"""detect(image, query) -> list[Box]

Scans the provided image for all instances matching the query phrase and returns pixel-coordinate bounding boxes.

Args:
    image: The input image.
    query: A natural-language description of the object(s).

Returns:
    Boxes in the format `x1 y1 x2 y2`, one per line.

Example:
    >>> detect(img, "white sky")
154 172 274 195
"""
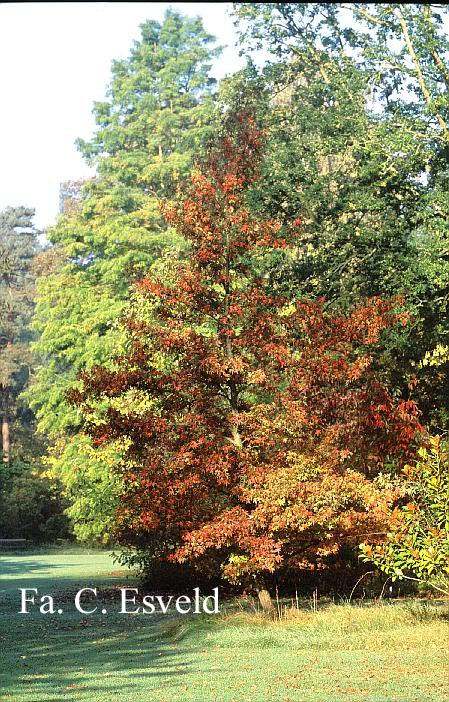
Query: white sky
0 2 245 230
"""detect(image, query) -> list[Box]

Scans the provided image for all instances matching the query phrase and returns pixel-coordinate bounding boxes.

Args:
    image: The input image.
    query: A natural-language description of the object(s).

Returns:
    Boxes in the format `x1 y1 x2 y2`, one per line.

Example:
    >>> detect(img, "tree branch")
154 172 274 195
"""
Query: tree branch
396 6 449 142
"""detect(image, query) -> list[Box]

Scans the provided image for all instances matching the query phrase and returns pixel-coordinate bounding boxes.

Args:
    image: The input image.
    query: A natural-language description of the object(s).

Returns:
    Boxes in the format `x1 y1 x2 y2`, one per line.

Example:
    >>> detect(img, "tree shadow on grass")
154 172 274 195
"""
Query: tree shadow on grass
0 610 197 702
0 551 214 701
0 558 74 576
0 555 133 601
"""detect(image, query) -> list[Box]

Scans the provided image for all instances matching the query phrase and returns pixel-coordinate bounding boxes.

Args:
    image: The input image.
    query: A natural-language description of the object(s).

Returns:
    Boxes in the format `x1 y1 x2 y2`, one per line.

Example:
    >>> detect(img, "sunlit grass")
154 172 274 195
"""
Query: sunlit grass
1 550 448 702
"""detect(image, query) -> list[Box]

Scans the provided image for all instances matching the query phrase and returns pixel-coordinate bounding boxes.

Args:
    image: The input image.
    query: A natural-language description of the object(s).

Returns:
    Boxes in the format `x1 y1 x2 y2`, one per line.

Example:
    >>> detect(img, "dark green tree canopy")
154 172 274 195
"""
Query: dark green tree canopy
230 3 449 428
0 206 39 387
0 206 39 465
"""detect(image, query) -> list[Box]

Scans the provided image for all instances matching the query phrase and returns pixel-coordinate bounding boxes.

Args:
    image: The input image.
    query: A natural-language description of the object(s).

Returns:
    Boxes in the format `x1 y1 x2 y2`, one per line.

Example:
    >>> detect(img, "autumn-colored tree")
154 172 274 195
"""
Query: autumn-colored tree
71 112 421 593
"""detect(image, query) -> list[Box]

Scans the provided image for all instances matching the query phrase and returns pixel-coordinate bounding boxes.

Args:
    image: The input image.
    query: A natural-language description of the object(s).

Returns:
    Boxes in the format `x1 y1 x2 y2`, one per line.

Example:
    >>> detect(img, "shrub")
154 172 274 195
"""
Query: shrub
361 435 449 595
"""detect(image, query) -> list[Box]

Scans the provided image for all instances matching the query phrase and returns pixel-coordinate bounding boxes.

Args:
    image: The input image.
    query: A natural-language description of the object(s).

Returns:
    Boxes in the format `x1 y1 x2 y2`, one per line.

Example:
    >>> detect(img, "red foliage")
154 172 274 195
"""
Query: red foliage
70 111 421 584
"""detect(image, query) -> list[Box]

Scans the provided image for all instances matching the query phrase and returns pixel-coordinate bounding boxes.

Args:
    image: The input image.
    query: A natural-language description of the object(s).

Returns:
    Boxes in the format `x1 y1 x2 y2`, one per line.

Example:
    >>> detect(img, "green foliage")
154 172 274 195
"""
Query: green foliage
77 9 221 188
45 434 122 544
361 436 449 592
30 10 220 434
0 415 70 544
0 207 38 382
0 468 70 543
27 9 221 541
16 4 449 578
234 3 449 132
231 3 449 430
0 206 39 457
231 6 423 304
0 206 38 375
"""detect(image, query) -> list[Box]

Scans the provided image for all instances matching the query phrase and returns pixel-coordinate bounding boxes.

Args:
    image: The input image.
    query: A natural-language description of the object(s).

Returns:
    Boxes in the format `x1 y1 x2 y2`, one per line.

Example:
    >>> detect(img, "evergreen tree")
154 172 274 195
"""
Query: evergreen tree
0 206 38 464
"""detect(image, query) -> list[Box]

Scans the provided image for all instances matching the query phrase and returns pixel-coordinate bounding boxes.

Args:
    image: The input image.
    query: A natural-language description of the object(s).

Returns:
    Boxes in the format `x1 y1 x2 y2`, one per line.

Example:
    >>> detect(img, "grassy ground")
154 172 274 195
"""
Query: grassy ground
1 550 448 702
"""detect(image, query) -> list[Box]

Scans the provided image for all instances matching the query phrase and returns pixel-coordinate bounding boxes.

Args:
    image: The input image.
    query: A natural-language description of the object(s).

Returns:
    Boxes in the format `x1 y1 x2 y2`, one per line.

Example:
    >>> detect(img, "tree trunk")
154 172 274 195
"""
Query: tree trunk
1 387 10 464
257 588 274 613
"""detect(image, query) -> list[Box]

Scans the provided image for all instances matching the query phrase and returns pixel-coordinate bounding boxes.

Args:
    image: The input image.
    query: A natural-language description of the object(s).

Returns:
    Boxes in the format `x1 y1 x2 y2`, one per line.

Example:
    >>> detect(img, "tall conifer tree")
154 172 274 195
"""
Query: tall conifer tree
0 206 38 464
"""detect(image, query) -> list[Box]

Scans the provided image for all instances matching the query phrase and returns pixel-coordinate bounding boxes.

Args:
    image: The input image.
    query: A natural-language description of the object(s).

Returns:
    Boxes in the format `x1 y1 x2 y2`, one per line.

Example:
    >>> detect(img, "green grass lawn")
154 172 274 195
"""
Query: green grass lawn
1 549 448 702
